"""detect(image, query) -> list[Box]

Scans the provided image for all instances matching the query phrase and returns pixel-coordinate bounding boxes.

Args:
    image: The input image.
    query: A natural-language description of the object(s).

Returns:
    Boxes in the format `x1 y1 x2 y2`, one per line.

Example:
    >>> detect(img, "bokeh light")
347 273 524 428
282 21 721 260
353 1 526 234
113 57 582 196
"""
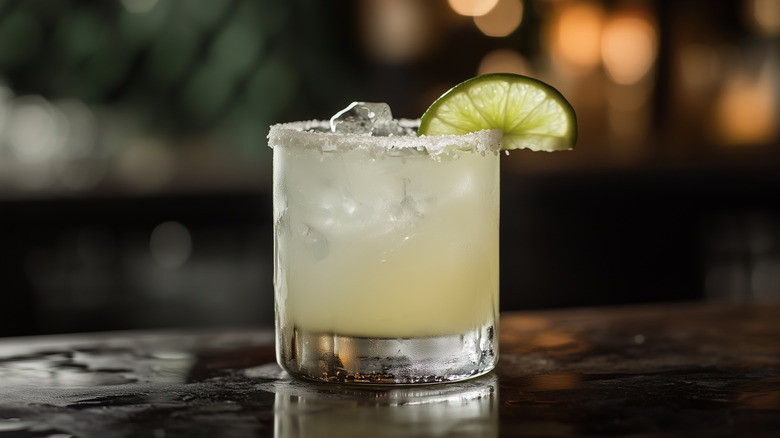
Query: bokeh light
5 96 66 164
473 0 523 37
448 0 499 17
749 0 780 36
150 221 192 269
549 1 606 72
478 49 531 75
601 11 658 84
359 0 437 63
712 69 777 146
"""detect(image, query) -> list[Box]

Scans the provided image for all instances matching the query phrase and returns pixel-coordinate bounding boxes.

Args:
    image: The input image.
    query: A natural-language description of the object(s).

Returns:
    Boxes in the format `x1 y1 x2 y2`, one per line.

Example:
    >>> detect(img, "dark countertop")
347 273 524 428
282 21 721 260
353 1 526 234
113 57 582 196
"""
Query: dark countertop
1 300 779 437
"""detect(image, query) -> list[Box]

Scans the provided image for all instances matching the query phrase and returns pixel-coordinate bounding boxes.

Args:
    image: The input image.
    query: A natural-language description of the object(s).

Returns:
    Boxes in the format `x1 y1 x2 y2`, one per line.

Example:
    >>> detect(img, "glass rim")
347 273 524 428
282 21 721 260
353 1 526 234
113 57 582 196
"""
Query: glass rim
268 119 502 156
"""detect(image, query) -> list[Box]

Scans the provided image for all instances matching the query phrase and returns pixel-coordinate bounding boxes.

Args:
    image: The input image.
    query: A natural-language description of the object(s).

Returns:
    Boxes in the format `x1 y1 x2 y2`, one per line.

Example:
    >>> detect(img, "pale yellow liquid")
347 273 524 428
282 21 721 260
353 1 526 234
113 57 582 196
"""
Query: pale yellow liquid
274 145 499 339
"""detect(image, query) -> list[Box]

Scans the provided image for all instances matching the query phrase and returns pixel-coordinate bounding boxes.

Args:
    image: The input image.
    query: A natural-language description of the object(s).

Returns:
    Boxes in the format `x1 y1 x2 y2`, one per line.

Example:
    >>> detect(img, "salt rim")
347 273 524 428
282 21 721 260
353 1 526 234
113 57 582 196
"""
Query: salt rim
268 119 502 157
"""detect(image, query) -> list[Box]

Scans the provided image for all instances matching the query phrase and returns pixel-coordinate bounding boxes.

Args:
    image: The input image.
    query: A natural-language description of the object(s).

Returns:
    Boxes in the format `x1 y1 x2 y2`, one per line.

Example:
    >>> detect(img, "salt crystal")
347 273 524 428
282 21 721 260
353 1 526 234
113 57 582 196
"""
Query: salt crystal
268 119 501 160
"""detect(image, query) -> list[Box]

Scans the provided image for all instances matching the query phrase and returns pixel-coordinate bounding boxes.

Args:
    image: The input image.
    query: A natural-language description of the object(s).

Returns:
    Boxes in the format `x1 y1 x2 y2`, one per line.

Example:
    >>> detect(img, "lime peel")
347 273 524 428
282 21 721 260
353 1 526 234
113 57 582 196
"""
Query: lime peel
418 73 577 152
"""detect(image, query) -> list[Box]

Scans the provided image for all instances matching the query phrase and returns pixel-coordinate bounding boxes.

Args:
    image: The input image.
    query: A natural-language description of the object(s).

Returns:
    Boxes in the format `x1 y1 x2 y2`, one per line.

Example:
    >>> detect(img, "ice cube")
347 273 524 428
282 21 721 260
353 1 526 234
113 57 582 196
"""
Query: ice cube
301 223 329 261
330 102 404 136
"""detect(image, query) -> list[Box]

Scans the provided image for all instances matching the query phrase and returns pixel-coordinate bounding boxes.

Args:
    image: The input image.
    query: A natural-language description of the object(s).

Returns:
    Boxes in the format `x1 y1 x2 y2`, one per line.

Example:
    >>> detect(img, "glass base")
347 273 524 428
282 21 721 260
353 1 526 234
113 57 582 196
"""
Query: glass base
277 324 497 384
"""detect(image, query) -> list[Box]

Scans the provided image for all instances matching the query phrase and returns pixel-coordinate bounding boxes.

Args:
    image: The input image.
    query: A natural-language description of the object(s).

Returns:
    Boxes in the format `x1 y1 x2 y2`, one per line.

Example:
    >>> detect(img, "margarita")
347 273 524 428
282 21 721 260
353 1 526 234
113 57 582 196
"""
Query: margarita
270 74 577 384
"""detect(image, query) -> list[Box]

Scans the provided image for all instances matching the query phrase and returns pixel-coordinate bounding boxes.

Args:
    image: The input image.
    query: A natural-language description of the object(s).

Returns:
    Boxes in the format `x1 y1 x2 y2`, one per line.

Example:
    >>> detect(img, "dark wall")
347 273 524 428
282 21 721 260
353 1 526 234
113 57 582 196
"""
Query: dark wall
4 166 779 337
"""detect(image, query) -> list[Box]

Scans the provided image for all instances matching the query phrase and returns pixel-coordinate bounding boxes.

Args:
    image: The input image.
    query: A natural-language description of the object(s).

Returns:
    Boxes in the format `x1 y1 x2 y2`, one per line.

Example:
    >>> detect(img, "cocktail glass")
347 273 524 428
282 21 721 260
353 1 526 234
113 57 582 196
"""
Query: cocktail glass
269 118 501 384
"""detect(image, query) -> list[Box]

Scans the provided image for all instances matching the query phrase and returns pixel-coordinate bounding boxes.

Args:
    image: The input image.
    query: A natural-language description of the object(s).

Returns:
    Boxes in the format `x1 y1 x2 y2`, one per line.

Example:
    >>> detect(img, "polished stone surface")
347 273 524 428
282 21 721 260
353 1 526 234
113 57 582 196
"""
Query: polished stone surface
1 301 779 437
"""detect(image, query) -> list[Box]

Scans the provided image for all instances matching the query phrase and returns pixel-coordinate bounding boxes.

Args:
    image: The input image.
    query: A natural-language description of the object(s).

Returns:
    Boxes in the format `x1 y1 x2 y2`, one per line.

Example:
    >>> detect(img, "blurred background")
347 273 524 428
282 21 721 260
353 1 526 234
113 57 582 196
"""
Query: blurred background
1 0 779 336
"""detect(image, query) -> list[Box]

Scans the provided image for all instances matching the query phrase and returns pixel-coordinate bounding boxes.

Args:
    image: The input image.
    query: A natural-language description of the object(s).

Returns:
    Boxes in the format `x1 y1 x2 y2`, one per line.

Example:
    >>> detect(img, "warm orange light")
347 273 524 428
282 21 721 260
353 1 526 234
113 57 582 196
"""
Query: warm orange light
474 0 523 37
503 315 550 331
477 49 530 75
448 0 498 17
713 71 777 146
550 1 605 71
749 0 780 36
601 12 658 84
527 373 583 391
533 331 576 348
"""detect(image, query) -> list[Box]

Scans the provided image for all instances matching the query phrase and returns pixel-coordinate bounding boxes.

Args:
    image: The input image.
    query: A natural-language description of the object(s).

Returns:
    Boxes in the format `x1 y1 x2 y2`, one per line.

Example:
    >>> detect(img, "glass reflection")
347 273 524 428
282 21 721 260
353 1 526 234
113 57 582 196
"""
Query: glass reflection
272 374 498 438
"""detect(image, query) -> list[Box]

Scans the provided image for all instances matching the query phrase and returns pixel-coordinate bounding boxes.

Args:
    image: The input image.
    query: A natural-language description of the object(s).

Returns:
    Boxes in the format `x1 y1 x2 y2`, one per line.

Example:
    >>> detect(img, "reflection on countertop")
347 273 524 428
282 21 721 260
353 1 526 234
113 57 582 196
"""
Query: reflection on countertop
1 301 779 437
